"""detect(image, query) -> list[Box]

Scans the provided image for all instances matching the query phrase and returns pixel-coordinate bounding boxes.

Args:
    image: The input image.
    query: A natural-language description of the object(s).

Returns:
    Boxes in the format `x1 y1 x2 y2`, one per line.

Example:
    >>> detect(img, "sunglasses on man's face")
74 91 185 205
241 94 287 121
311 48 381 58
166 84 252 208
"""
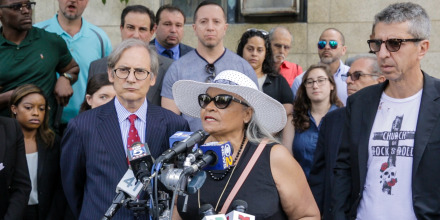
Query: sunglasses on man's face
198 94 249 109
317 40 338 50
0 2 35 11
367 38 423 53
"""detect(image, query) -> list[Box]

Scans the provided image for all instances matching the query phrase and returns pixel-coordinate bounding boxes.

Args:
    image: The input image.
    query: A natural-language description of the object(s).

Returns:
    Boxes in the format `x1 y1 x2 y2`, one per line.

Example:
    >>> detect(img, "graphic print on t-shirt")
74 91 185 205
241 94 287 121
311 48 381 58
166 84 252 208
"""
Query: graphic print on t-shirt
371 114 415 195
357 92 421 220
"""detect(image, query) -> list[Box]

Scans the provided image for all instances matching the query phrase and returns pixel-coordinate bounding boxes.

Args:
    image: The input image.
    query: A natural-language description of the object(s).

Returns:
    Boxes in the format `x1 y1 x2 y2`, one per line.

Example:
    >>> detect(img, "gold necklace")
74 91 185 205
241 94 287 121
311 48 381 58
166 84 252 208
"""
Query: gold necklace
198 162 239 212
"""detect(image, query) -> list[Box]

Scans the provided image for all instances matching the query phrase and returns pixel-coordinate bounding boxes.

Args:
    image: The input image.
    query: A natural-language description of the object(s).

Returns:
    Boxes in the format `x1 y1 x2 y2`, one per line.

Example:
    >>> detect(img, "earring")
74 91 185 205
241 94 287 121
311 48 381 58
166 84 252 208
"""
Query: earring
13 112 16 115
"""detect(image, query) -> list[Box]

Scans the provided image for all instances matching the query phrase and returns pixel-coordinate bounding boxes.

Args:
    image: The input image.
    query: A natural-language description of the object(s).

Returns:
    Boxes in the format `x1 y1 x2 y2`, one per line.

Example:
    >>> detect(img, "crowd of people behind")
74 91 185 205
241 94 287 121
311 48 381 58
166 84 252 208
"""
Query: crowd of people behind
1 0 440 219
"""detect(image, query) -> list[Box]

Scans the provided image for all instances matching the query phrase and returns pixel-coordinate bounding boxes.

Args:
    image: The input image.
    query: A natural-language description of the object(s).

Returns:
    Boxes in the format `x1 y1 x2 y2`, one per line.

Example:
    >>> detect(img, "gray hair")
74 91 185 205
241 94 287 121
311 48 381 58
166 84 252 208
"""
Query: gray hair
349 54 382 79
373 2 430 39
246 112 279 145
269 26 293 43
107 39 159 79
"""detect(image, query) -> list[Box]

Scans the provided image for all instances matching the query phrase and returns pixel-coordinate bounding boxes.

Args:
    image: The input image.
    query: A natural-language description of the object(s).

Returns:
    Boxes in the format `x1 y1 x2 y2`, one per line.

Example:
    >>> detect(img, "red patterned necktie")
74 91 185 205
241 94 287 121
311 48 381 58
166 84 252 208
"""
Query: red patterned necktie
127 114 140 149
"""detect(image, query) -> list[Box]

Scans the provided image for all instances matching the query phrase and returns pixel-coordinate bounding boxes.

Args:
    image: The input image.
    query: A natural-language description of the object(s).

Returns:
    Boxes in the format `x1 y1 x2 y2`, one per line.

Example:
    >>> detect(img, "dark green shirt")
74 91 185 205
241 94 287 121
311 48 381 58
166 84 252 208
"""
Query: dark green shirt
0 27 73 124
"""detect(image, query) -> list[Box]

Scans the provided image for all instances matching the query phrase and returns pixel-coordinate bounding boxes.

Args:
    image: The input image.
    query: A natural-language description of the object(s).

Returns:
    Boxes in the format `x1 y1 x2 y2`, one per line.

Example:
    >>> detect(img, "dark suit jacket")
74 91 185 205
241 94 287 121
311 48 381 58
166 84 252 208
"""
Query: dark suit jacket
35 136 71 219
60 100 189 220
149 39 194 58
87 55 173 106
179 43 194 57
332 72 440 220
0 117 31 220
309 107 345 220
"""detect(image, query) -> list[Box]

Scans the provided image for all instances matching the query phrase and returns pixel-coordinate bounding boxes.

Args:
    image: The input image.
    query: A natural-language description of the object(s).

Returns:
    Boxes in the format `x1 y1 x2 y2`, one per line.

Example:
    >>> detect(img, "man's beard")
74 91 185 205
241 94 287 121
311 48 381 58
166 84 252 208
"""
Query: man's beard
320 56 338 65
62 11 80 20
274 53 285 65
201 40 220 49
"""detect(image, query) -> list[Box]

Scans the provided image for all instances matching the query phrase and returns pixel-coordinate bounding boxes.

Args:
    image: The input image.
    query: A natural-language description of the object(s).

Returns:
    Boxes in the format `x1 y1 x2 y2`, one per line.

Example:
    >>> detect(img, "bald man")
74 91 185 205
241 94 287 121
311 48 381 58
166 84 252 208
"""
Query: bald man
292 28 349 105
269 26 303 87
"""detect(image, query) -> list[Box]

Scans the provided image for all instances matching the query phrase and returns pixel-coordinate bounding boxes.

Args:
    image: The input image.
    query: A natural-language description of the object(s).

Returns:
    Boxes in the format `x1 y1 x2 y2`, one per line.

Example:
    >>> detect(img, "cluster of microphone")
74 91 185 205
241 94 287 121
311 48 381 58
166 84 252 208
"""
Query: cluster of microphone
199 200 255 220
102 130 250 220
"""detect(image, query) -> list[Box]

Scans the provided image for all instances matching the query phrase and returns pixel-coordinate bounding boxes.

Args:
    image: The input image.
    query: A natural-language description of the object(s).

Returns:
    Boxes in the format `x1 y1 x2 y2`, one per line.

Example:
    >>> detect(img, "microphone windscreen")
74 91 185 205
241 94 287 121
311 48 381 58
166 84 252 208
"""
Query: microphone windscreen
231 199 248 212
199 203 216 217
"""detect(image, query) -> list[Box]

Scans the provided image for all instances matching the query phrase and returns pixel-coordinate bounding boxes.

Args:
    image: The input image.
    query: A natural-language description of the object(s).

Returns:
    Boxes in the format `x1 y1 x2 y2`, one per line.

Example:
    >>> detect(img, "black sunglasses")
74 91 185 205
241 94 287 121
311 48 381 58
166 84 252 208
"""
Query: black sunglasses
318 40 338 49
0 2 35 11
198 94 249 109
205 64 216 82
341 71 379 81
367 38 422 53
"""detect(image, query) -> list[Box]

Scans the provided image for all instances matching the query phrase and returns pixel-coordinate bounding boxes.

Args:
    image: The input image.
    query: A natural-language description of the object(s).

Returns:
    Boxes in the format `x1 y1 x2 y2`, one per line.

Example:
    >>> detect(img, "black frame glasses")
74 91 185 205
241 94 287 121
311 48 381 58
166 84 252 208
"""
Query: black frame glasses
198 94 249 109
113 67 151 80
305 77 329 88
205 64 216 82
246 28 269 36
318 40 338 50
0 2 35 11
341 71 380 81
367 38 423 53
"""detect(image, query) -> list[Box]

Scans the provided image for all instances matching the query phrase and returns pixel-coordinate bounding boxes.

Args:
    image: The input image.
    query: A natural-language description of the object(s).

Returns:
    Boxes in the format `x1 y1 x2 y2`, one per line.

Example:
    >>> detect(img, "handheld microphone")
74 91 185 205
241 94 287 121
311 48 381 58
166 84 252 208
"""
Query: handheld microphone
102 169 143 219
199 204 227 220
225 200 255 220
127 142 154 184
101 191 126 220
157 130 205 162
199 141 234 170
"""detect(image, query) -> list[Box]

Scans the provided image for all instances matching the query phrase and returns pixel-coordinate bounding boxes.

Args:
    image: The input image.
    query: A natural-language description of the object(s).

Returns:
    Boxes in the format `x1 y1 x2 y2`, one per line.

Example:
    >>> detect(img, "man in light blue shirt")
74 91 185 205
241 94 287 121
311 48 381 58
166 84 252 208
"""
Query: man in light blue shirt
35 0 112 129
292 28 349 105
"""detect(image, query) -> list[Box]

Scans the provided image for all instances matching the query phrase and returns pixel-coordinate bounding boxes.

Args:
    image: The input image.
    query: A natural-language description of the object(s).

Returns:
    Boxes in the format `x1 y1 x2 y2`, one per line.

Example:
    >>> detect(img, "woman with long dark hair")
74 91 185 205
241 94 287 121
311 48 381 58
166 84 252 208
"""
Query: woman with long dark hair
292 64 343 177
237 28 294 151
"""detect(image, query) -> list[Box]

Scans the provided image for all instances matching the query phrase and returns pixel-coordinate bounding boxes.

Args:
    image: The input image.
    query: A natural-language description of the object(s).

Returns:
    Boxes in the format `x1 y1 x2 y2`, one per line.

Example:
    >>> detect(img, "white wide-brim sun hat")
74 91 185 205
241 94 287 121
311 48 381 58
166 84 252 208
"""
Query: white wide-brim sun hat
172 70 287 134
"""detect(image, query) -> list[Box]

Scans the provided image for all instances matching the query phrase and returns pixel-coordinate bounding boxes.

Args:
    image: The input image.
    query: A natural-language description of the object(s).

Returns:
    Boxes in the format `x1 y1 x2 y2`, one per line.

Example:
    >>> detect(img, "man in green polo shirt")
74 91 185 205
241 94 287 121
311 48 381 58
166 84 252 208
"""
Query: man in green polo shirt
0 1 79 129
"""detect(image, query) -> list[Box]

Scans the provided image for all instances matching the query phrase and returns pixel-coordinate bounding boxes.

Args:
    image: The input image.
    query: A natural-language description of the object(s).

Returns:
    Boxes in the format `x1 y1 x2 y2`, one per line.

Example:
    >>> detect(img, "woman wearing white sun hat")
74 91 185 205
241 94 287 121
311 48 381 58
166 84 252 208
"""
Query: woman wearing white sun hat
172 70 319 220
